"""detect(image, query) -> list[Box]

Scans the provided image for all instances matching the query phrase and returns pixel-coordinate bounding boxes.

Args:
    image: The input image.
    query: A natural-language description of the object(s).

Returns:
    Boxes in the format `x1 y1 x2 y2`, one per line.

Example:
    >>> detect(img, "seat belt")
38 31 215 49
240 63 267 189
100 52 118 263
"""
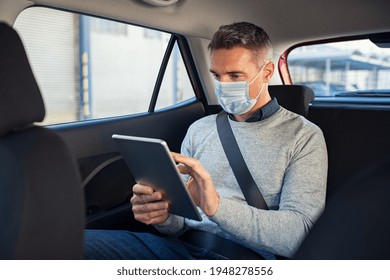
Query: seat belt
216 110 269 210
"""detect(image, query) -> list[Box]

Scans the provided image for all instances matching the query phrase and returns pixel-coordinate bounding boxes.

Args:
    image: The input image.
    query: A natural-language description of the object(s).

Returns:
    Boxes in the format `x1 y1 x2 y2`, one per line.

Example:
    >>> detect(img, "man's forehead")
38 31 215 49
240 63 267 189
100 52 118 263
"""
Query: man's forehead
210 47 253 60
209 47 257 73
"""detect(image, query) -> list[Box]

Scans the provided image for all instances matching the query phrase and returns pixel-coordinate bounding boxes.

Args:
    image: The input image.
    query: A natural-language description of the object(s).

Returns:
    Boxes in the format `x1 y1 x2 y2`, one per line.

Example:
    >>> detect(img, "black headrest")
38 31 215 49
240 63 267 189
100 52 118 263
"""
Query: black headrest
0 22 45 137
269 85 315 116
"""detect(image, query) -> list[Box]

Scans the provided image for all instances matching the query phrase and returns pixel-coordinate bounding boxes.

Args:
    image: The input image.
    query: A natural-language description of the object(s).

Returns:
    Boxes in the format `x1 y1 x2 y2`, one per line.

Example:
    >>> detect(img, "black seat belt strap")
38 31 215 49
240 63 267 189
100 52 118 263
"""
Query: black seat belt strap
216 110 269 210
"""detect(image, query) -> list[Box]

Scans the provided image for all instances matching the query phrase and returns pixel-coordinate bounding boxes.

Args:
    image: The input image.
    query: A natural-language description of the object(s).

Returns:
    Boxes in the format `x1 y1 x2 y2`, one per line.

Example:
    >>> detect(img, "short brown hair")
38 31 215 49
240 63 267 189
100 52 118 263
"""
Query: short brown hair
208 22 273 66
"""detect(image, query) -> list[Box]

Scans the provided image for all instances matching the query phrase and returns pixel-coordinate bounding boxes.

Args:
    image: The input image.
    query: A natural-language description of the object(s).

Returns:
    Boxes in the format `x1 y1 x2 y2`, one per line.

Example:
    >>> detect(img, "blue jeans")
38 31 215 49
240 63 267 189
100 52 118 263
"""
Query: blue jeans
84 229 228 260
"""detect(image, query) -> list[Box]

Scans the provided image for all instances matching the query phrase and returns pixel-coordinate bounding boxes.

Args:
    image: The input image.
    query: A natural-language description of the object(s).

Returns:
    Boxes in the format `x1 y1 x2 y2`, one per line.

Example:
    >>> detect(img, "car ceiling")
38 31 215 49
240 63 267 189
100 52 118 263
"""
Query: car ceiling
1 0 390 102
3 0 390 46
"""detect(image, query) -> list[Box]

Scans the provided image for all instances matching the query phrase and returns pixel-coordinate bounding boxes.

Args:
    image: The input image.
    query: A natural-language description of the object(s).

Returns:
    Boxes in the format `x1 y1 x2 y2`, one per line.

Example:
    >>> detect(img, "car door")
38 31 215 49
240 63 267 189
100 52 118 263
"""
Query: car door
14 7 208 233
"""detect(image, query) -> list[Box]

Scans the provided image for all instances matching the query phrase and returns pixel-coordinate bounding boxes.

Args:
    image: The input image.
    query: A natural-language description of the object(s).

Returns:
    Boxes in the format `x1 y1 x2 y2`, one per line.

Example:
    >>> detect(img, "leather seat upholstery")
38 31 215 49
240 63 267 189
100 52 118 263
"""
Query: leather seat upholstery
0 22 84 259
269 85 315 117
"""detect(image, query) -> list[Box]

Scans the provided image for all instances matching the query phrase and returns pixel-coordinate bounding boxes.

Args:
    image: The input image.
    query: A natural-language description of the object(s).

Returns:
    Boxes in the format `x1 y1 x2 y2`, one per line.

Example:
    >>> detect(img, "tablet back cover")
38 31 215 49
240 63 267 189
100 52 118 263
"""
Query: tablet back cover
112 134 202 221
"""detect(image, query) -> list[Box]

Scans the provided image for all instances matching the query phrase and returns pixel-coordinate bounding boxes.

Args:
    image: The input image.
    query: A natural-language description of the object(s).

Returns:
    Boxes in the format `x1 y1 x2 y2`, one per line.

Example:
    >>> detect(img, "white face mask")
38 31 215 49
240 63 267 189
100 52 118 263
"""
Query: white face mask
215 67 265 115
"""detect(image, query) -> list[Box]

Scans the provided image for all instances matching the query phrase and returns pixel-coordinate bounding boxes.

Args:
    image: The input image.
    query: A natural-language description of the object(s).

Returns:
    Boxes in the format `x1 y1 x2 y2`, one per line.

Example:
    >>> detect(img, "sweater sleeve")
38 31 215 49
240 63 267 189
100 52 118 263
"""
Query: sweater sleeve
153 214 185 235
210 127 328 258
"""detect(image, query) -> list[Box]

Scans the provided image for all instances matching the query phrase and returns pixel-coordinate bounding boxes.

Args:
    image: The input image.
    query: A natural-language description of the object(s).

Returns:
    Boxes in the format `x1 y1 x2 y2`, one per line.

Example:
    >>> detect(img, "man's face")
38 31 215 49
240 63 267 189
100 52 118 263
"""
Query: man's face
209 47 264 100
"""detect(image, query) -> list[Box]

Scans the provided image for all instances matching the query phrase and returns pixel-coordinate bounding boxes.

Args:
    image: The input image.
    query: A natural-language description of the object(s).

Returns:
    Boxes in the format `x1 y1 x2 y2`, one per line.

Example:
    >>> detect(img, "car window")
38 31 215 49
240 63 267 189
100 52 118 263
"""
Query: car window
287 39 390 98
14 7 195 125
156 43 195 110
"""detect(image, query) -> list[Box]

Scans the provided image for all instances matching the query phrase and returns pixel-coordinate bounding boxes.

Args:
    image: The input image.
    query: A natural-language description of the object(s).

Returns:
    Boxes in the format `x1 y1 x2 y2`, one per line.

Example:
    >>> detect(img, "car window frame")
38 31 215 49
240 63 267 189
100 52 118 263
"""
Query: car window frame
149 34 207 113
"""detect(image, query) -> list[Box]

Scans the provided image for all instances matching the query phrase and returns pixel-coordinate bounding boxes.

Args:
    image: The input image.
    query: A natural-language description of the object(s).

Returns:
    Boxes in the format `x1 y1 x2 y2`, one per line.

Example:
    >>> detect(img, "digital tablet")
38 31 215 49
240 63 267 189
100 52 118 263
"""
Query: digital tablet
112 134 202 221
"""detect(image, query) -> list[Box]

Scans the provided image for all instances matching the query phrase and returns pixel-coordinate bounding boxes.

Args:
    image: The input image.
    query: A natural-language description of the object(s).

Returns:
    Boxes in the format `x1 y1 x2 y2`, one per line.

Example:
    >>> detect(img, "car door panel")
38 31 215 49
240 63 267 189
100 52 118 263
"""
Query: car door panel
51 99 206 231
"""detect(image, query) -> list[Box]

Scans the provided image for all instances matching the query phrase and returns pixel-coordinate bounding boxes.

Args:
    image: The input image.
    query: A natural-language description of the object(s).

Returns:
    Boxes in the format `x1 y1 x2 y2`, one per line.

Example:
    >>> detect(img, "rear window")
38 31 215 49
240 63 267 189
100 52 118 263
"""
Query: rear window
287 39 390 98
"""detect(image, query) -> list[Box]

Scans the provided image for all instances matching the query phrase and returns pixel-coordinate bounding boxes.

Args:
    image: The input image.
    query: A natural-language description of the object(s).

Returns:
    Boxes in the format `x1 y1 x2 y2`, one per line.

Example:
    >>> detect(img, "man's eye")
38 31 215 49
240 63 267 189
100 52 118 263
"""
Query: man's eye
229 73 244 80
212 73 220 80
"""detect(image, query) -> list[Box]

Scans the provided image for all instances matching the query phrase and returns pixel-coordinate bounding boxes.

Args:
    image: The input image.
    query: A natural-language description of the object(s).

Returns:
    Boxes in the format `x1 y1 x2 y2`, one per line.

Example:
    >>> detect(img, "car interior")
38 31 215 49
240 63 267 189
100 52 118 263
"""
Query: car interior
1 0 390 260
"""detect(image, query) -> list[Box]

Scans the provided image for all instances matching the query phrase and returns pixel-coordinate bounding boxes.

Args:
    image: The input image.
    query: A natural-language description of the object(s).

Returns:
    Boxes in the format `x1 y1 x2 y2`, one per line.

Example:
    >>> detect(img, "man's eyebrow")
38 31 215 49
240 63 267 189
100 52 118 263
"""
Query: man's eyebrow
209 69 245 75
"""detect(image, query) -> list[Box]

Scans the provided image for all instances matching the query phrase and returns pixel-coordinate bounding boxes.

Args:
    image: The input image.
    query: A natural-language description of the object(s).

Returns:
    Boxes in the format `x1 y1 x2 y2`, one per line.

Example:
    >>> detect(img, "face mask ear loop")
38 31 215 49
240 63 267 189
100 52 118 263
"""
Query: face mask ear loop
248 63 268 86
248 69 262 86
254 83 265 101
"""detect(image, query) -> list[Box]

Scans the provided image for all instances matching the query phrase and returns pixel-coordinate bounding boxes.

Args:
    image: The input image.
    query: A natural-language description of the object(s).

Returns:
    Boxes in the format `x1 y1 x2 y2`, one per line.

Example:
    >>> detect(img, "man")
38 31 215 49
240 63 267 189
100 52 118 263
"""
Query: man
84 22 328 260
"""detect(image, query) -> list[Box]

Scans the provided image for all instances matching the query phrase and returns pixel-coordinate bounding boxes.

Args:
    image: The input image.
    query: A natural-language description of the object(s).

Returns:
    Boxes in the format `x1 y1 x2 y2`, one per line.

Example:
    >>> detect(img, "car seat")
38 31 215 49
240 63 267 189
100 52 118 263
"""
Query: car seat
294 160 390 259
0 22 84 259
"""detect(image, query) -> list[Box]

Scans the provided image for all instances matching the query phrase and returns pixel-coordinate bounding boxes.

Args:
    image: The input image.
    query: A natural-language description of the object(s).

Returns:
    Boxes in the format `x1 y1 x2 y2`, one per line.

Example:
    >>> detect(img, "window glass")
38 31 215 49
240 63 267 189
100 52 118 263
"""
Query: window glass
288 39 390 97
14 7 195 125
156 43 196 110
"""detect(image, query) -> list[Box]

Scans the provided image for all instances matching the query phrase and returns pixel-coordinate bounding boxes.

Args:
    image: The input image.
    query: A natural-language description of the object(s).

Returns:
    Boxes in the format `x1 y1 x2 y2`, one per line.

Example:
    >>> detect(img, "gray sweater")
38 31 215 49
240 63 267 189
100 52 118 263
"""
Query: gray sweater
155 107 328 258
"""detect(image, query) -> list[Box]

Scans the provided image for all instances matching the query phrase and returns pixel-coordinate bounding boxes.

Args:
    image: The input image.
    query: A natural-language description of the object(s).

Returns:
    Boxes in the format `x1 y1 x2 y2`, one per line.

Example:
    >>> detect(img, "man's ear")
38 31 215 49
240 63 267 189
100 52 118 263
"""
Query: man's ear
263 62 274 83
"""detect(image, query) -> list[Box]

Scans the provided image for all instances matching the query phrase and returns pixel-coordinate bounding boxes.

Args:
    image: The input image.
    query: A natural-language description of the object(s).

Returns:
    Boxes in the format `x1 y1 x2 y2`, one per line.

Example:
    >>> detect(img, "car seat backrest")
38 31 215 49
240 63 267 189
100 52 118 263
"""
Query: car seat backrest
308 105 390 200
0 22 84 260
294 160 390 259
